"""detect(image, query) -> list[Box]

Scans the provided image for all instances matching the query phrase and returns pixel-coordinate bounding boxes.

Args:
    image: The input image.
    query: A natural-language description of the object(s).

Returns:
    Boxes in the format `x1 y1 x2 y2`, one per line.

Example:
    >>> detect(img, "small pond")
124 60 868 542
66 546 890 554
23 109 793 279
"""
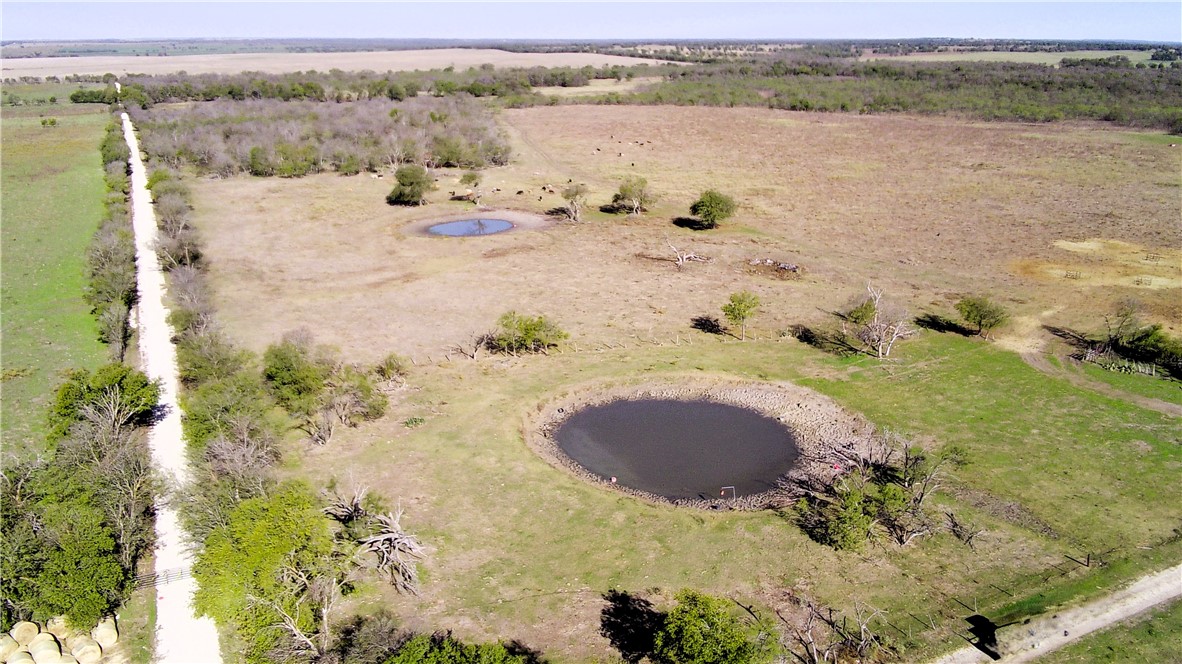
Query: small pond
552 399 799 500
427 219 514 237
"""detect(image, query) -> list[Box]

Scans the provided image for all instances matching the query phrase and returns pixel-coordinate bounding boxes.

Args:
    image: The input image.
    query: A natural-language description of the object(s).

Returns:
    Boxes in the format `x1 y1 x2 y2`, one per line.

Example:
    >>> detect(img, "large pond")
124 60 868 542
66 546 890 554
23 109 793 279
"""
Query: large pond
552 399 800 500
427 219 514 236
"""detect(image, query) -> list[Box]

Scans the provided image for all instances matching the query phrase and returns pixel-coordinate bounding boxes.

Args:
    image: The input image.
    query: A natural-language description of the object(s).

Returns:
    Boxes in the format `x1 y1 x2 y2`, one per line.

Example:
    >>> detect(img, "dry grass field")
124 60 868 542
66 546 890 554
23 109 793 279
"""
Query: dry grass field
192 107 1181 363
1 48 663 79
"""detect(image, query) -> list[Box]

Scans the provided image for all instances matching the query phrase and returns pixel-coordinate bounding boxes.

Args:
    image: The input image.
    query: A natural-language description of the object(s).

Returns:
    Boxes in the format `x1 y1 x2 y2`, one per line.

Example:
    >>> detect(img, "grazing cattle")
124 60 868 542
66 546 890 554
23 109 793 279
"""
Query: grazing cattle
538 196 543 201
516 190 524 195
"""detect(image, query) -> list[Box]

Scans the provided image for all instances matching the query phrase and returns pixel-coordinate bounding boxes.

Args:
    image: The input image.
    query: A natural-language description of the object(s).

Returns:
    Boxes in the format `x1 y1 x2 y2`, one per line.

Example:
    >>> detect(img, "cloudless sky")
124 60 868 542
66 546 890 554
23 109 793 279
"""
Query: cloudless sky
2 2 1180 43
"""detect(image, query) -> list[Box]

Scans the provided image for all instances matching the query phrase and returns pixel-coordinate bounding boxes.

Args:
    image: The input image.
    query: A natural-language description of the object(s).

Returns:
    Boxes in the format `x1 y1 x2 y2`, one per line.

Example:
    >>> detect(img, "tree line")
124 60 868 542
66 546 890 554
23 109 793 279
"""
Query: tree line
2 118 156 631
127 96 511 177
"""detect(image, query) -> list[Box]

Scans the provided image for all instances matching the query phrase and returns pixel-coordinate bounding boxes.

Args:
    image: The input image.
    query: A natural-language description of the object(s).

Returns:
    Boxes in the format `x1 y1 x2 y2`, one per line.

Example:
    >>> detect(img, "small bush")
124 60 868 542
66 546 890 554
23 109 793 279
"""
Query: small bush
485 312 568 355
688 190 737 229
386 165 432 206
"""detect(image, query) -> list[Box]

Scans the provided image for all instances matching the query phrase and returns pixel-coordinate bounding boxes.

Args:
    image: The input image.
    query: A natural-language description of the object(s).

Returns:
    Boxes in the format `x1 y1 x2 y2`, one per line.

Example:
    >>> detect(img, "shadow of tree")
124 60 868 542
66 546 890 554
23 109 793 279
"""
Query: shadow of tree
600 589 666 663
964 614 1014 660
915 313 973 336
691 315 726 335
505 639 548 663
672 216 713 231
789 324 862 356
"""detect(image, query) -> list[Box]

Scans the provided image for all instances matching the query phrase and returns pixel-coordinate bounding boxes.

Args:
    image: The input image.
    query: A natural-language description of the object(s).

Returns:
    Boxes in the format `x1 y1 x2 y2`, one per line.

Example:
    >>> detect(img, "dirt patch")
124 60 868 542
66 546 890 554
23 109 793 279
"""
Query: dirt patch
1012 237 1182 291
524 377 876 510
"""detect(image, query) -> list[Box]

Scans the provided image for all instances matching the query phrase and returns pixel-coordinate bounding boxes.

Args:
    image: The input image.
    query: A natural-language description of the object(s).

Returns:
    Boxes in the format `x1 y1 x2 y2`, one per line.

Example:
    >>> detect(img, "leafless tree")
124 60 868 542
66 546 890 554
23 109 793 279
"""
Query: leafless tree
95 435 159 569
358 508 425 595
847 283 917 359
665 237 712 270
779 600 889 663
946 511 984 551
324 486 368 525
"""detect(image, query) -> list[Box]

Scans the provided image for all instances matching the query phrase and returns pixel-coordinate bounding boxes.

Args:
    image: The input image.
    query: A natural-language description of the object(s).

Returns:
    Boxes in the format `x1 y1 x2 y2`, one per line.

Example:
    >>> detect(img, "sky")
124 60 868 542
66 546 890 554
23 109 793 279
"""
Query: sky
2 2 1180 43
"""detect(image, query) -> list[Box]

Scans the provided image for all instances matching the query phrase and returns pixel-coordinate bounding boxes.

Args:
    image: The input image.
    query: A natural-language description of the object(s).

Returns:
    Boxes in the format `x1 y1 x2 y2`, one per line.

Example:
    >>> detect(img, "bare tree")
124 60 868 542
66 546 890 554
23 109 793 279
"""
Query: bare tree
358 508 425 595
946 511 984 551
848 283 917 359
665 237 712 270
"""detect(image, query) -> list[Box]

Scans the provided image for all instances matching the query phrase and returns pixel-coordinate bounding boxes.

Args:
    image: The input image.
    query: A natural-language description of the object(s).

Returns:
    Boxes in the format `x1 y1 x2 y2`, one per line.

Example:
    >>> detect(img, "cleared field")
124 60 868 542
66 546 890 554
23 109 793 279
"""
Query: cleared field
1 48 665 78
534 76 662 98
192 107 1181 362
184 106 1182 659
0 105 109 456
861 49 1155 65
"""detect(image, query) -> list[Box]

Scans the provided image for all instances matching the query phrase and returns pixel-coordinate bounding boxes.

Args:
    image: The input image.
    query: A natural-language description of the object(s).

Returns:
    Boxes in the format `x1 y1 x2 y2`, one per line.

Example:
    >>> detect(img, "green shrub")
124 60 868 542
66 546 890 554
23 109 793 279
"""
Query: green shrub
955 295 1009 337
382 633 529 664
386 165 432 206
653 589 760 664
689 190 737 228
262 340 329 416
48 364 160 442
486 312 568 355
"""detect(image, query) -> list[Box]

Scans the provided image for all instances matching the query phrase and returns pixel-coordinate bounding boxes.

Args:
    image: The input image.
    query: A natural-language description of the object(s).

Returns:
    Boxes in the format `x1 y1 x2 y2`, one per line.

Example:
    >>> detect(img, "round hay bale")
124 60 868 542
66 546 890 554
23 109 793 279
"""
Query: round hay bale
5 650 34 664
0 635 17 660
7 624 38 647
89 619 117 650
67 637 100 664
43 618 69 640
58 656 80 664
26 634 59 664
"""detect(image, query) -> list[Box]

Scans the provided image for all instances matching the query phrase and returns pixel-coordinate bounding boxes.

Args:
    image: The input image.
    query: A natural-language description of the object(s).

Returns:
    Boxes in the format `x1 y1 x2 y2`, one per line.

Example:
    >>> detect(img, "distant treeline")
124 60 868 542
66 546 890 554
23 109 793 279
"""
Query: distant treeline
578 59 1182 132
128 96 511 176
67 63 674 106
61 51 1182 133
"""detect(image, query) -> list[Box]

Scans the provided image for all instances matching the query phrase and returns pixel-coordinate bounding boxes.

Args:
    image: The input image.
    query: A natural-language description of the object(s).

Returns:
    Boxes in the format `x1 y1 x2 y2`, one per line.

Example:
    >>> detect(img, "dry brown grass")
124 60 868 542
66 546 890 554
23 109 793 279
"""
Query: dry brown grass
533 76 662 98
1 48 661 78
191 107 1181 364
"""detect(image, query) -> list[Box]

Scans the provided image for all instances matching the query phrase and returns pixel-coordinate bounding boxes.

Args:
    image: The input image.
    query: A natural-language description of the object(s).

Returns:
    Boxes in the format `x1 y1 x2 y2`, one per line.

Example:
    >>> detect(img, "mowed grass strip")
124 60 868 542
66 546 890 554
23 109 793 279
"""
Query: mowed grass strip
1 106 109 455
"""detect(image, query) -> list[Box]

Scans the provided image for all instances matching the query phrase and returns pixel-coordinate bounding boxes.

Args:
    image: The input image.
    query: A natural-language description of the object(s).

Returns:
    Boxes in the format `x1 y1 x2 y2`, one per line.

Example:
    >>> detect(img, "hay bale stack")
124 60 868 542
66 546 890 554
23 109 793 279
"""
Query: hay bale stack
43 618 69 641
7 624 38 647
26 634 59 664
0 635 17 660
89 619 116 650
58 656 80 664
66 636 100 664
5 650 34 664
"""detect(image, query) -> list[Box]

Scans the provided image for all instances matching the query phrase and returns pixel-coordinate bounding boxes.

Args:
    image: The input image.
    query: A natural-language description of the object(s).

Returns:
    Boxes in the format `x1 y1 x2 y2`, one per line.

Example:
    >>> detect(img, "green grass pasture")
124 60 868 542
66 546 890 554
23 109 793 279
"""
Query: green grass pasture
304 333 1181 658
1 106 109 456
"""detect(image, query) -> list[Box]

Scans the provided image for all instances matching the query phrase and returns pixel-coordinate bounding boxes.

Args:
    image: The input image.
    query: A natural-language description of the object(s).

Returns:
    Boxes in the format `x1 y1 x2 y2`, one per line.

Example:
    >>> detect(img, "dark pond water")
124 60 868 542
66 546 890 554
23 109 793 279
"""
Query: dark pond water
553 399 799 500
427 219 514 236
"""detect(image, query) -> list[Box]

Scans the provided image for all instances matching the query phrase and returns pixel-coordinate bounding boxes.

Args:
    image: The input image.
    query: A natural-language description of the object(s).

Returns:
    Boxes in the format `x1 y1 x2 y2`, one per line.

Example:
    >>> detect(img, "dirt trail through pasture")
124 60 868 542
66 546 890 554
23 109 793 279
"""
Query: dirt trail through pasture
930 563 1182 663
997 308 1179 418
122 113 223 663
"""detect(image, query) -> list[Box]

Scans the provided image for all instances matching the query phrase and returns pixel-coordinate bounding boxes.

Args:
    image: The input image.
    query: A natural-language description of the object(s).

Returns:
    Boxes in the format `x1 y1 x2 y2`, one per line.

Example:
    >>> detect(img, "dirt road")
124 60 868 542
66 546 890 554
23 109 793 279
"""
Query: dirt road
930 563 1182 663
122 112 223 664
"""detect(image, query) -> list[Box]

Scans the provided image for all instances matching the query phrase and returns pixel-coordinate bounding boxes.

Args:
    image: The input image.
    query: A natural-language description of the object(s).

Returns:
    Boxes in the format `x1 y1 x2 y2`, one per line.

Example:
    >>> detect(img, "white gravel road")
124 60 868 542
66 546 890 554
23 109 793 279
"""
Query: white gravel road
122 113 223 664
930 562 1182 663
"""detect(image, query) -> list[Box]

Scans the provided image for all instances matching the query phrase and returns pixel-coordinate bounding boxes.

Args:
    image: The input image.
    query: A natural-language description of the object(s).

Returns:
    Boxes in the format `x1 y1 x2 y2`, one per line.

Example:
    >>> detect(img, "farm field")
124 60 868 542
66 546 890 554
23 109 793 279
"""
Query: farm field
0 104 109 456
184 105 1182 659
0 48 665 79
860 49 1156 65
